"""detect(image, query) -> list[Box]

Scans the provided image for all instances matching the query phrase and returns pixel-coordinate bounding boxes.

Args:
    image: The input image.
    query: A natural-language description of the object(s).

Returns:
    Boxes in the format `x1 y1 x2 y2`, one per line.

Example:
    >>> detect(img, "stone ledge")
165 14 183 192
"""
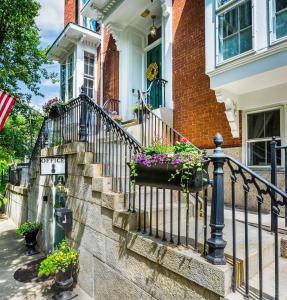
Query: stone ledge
77 152 94 165
126 232 232 297
101 192 125 211
83 164 102 178
92 177 112 193
113 211 137 232
40 142 86 157
7 184 28 196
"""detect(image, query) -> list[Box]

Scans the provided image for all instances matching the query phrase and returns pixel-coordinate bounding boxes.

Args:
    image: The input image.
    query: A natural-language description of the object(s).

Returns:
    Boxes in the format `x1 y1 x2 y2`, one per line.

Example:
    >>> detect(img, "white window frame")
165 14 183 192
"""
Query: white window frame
269 0 287 44
83 51 95 100
245 106 284 168
215 0 254 65
59 49 75 102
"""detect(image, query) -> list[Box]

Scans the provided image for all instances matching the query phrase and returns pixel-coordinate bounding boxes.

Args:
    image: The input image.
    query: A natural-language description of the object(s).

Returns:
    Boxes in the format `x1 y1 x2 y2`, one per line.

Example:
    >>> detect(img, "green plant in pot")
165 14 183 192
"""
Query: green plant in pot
38 240 78 292
132 103 152 124
16 222 41 256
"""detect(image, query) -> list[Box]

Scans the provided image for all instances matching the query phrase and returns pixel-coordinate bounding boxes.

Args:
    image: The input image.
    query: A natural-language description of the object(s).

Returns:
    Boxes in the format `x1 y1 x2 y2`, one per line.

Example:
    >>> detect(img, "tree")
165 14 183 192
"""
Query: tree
0 0 57 101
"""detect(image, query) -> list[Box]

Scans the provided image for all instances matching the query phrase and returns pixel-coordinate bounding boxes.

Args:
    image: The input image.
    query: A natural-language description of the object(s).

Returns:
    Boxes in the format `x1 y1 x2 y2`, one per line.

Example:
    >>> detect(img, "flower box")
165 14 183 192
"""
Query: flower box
128 162 209 193
49 105 65 118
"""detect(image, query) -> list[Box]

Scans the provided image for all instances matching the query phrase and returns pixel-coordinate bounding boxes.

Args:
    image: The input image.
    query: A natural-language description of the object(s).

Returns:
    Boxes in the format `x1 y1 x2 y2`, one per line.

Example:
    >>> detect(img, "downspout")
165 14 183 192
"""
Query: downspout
75 0 79 24
100 25 104 106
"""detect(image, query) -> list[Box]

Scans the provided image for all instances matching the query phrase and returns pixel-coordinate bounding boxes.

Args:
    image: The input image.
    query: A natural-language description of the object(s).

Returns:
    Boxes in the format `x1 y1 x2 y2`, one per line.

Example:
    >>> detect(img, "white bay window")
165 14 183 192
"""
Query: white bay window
217 0 253 63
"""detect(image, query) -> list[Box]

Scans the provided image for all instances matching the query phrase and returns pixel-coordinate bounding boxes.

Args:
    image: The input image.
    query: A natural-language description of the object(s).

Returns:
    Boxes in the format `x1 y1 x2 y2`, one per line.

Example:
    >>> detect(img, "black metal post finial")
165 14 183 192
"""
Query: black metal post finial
80 85 86 96
207 133 227 265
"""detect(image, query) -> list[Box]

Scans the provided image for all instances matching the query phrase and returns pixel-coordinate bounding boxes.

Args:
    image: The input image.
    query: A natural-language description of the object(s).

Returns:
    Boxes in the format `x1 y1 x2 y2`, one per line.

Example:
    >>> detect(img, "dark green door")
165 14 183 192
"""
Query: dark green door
147 44 162 108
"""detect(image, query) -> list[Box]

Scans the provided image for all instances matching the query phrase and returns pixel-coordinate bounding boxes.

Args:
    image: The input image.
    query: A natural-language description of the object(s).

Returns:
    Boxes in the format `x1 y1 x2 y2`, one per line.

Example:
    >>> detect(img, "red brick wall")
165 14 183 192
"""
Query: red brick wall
102 28 119 101
172 0 241 149
64 0 76 26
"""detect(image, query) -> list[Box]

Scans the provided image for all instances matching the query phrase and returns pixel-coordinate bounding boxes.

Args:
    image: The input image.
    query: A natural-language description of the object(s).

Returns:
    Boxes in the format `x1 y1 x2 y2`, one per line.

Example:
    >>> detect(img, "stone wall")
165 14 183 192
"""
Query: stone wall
6 184 28 227
8 143 232 300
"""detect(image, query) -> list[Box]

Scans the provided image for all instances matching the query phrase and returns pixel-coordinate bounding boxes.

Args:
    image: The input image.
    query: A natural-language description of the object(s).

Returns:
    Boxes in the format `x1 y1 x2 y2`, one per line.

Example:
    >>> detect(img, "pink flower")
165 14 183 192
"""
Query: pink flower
180 137 188 144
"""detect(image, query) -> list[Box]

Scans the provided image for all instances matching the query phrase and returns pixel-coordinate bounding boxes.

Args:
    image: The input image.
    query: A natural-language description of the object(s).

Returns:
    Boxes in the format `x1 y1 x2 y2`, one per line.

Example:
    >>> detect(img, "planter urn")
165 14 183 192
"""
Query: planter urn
24 229 39 256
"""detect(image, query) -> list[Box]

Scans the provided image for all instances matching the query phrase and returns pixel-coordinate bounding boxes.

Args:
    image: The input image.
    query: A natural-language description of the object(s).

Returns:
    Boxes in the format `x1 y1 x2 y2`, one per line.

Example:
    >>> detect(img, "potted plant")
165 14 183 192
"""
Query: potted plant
38 240 78 291
110 110 123 124
42 98 65 118
132 103 152 124
129 137 208 194
16 221 41 256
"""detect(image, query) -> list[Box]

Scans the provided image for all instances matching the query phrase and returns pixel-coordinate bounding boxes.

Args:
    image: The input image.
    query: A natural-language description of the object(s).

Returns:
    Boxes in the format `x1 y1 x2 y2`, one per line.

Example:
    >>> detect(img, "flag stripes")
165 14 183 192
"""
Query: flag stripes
0 90 16 131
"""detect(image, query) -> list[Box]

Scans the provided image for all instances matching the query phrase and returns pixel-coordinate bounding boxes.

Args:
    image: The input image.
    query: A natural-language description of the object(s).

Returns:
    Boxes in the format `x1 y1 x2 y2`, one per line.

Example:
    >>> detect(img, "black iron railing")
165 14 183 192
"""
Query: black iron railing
103 98 120 115
33 91 287 299
271 136 287 229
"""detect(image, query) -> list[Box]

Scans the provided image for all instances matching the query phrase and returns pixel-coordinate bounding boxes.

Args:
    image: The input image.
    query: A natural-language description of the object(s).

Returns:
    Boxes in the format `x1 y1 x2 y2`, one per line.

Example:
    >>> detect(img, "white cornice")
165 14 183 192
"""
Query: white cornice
105 23 123 51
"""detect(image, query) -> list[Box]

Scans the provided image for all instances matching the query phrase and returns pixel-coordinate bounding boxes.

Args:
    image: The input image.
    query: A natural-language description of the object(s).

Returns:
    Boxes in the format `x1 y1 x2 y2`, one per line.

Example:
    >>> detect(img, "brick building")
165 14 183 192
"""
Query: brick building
48 0 287 167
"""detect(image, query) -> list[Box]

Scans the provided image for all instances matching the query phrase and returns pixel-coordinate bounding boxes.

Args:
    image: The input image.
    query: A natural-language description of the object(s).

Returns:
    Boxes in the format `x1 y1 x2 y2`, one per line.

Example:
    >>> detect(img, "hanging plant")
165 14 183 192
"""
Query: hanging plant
129 137 208 194
146 62 158 81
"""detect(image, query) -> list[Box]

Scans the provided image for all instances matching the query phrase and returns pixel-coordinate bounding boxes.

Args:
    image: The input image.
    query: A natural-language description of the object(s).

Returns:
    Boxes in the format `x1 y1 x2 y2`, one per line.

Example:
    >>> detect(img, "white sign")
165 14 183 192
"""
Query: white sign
40 156 66 175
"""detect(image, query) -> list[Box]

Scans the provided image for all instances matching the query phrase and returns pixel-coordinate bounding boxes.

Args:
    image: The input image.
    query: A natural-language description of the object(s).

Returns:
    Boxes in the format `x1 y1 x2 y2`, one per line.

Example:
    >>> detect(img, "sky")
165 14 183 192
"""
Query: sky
30 0 64 108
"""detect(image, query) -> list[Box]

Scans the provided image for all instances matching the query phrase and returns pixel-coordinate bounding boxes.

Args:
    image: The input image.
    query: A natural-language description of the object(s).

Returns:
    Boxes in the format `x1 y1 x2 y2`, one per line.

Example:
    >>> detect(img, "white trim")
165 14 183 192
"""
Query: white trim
144 38 162 53
215 0 254 65
269 0 287 44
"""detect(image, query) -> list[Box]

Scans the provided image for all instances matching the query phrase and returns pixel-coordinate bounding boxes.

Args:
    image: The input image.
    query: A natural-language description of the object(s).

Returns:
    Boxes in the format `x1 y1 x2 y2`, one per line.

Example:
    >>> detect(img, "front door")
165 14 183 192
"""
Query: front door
146 44 162 108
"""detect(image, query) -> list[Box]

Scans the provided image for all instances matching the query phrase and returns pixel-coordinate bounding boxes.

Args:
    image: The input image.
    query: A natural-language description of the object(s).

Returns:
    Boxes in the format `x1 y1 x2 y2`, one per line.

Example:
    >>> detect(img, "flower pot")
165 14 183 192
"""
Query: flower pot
55 264 74 291
49 105 65 118
24 229 39 256
129 163 209 193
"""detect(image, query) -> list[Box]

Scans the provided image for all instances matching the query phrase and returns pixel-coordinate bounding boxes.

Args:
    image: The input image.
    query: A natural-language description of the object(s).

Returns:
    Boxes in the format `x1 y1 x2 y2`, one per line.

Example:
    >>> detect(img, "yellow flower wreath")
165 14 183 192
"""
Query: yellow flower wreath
146 62 158 81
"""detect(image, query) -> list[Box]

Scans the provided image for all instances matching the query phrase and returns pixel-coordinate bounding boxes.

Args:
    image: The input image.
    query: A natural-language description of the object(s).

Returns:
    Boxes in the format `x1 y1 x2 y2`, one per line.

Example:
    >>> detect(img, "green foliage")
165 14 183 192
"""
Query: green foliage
16 221 41 236
38 240 78 277
0 0 57 101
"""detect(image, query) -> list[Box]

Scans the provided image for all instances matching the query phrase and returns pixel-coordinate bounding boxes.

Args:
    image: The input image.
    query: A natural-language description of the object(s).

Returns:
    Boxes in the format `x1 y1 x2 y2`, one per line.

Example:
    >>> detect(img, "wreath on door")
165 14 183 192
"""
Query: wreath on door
146 62 158 81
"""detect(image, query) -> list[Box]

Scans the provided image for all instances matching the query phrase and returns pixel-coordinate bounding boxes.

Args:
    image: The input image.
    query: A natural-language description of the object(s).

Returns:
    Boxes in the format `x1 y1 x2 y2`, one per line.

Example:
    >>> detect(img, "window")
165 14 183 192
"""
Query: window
83 52 95 99
89 20 98 32
67 54 74 100
246 108 281 166
83 16 87 28
217 0 253 62
60 64 66 101
271 0 287 41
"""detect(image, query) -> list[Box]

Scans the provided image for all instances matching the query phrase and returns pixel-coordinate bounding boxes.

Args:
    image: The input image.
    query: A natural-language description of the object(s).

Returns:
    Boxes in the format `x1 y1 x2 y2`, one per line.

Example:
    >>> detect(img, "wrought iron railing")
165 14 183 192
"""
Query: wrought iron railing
271 136 287 228
33 91 287 299
29 119 46 178
103 98 120 115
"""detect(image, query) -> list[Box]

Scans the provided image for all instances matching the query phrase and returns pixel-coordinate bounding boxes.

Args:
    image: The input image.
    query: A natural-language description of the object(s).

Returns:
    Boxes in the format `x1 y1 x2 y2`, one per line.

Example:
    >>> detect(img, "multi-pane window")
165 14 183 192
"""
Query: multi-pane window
217 0 253 62
67 54 74 100
247 109 281 166
83 52 95 99
60 64 66 101
272 0 287 40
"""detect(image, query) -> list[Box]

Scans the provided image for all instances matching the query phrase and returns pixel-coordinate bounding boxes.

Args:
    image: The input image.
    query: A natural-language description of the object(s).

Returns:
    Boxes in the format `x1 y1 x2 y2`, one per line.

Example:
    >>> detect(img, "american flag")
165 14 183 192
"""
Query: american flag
0 90 16 131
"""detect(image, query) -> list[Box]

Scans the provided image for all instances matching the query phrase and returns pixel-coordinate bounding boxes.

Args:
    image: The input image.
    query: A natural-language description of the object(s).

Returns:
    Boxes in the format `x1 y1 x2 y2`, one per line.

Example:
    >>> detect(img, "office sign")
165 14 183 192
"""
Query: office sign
40 156 67 175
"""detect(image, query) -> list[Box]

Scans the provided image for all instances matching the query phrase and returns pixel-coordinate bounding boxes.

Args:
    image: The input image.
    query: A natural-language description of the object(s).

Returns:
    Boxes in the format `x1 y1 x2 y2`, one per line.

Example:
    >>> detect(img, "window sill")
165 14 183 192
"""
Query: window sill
270 35 287 48
216 49 255 68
